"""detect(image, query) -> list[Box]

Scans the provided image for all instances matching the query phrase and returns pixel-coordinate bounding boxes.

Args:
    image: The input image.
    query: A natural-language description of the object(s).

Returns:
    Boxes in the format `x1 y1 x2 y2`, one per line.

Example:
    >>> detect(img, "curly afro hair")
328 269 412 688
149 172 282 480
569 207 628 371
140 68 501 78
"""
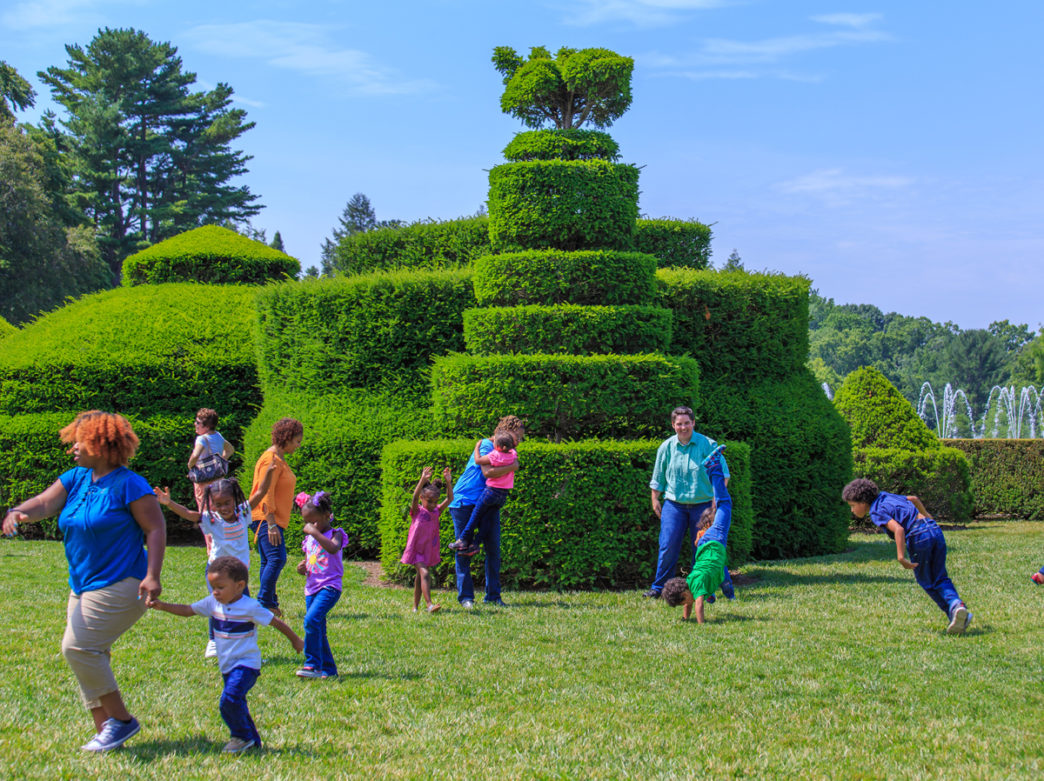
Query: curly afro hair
208 555 249 584
271 417 304 448
60 410 139 466
494 415 526 440
661 577 690 607
842 478 879 505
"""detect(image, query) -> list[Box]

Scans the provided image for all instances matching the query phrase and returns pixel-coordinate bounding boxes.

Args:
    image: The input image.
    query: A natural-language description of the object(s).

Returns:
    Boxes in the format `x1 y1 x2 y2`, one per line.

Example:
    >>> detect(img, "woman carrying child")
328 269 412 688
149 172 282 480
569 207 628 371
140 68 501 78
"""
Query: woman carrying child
402 467 453 613
295 491 345 679
449 434 515 557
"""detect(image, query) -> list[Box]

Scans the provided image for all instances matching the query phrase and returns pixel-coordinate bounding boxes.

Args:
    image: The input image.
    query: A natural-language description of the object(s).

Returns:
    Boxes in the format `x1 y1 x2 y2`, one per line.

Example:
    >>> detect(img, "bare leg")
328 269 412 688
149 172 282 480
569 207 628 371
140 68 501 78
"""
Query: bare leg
413 567 422 610
418 566 432 607
90 690 132 731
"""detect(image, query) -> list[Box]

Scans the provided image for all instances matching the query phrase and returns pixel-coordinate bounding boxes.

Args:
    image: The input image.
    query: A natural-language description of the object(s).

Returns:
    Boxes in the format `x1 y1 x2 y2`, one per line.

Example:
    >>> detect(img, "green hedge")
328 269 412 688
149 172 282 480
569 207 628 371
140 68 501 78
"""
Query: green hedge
379 439 752 589
488 160 639 252
254 268 476 395
463 305 672 356
472 250 657 307
430 353 699 441
851 447 974 522
657 268 810 383
0 316 15 341
833 367 939 451
331 217 491 276
701 371 853 559
238 389 429 557
122 226 300 286
0 284 261 422
636 218 712 269
943 439 1044 519
502 129 620 162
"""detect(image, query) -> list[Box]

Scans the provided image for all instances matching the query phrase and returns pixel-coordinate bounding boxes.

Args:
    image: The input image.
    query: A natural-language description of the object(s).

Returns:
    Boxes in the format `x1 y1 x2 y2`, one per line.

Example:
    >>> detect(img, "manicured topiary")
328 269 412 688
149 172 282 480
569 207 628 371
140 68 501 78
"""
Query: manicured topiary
331 217 492 276
943 439 1044 520
833 367 940 451
635 218 712 269
502 129 620 162
379 439 752 589
463 304 672 355
852 446 974 522
122 225 299 285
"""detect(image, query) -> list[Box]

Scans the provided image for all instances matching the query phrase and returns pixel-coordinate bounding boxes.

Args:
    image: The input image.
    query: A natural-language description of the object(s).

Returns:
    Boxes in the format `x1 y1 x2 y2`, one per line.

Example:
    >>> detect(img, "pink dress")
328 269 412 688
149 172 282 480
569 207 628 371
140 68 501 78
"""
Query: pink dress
401 506 442 566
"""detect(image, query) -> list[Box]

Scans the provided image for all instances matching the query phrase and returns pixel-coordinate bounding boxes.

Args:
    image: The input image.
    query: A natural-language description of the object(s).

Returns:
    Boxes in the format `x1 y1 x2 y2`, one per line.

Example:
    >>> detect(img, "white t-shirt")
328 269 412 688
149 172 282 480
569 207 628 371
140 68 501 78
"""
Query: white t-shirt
195 432 226 458
199 501 251 567
191 594 273 673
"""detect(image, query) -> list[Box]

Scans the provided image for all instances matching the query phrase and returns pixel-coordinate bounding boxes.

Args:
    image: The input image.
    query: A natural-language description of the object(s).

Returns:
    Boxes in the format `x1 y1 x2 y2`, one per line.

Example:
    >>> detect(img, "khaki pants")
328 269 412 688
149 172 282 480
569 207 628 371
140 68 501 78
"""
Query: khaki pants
61 577 146 709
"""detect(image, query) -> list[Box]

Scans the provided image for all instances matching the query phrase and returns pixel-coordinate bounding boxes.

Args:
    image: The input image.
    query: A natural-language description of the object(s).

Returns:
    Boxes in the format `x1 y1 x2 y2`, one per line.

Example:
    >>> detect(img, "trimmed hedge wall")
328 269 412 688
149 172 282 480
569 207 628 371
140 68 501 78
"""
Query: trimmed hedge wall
502 129 620 162
0 284 261 423
379 439 752 589
657 268 810 384
472 250 657 307
431 353 699 441
254 268 476 395
0 316 15 341
833 367 939 451
122 226 300 286
463 304 672 356
852 446 974 522
488 160 640 252
636 218 712 269
943 439 1044 519
701 370 853 559
331 217 492 277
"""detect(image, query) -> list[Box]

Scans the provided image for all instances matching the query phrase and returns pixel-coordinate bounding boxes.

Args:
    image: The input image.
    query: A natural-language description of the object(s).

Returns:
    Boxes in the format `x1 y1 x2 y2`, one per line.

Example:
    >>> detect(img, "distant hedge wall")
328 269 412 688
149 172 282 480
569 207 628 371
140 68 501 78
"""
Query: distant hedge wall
473 250 657 307
636 219 712 269
657 268 810 383
0 284 261 423
852 446 974 522
833 367 939 451
122 225 299 286
254 268 476 395
0 316 15 341
943 439 1044 519
331 217 492 277
502 129 620 162
379 439 752 589
463 305 672 356
431 353 699 442
488 161 640 252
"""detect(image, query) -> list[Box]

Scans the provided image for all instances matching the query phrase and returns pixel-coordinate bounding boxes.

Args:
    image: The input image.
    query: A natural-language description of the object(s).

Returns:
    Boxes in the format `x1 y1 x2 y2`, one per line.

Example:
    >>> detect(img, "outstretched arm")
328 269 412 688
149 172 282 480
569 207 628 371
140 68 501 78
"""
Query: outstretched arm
438 467 454 512
147 599 195 617
154 486 201 523
270 616 304 653
2 479 68 536
411 467 433 514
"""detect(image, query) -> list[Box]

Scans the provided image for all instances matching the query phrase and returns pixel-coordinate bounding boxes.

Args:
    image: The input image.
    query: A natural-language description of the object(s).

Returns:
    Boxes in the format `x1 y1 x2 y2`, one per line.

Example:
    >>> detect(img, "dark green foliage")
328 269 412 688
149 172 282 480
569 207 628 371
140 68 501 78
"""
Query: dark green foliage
833 367 939 451
943 439 1044 519
472 250 657 307
0 60 35 119
463 305 672 355
852 447 974 522
635 218 712 269
0 316 17 341
122 226 299 285
430 353 699 442
331 217 491 276
502 129 620 161
657 268 810 383
238 390 428 556
488 161 639 252
254 268 476 395
0 284 260 424
701 371 853 559
379 439 751 589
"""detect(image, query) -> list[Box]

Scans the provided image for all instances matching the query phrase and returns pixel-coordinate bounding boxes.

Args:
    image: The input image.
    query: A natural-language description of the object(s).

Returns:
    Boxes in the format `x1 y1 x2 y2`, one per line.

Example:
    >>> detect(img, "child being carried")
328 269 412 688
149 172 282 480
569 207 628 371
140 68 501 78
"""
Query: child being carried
449 433 517 557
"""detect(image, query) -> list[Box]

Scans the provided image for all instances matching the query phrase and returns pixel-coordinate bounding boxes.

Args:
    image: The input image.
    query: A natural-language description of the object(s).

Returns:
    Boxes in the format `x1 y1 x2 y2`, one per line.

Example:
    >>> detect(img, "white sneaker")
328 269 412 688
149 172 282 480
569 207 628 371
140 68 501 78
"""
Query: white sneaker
223 737 256 754
205 640 217 658
947 604 969 635
461 600 474 610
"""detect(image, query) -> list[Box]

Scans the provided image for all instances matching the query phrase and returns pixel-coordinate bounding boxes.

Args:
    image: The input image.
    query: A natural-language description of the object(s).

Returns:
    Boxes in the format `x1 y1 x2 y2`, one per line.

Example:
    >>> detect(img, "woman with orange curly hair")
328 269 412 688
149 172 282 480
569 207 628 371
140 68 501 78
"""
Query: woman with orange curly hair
2 411 165 753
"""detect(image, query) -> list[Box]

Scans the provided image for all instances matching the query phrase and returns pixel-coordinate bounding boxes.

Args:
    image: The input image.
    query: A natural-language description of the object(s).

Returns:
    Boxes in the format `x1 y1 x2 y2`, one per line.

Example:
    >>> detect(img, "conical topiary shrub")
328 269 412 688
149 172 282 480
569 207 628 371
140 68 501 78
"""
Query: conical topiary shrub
833 366 940 451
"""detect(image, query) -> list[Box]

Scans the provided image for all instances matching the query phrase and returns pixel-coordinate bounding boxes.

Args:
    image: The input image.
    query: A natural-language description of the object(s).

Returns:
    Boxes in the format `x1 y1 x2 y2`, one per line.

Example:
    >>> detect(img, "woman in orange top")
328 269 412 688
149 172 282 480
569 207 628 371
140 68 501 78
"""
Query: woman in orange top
250 417 303 617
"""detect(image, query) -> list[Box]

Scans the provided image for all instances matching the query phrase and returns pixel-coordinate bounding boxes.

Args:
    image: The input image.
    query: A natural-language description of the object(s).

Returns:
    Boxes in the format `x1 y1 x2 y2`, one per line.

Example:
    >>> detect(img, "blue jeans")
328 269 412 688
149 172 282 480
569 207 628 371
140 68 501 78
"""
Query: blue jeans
220 665 261 746
906 521 962 616
253 521 286 610
460 487 510 545
651 499 711 592
304 587 341 675
696 465 733 591
450 505 501 603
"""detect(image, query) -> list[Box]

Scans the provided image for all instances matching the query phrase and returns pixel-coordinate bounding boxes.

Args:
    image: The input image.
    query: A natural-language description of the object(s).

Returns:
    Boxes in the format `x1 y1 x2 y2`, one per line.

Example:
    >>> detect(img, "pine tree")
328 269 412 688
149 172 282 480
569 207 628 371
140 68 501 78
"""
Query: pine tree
270 231 285 252
319 193 378 274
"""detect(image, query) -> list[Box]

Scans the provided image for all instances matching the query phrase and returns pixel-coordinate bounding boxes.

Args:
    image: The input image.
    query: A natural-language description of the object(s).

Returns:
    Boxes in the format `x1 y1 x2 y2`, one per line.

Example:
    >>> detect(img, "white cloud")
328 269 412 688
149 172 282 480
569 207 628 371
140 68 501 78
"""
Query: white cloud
563 0 731 27
811 13 884 28
777 168 914 206
699 28 891 64
184 21 437 96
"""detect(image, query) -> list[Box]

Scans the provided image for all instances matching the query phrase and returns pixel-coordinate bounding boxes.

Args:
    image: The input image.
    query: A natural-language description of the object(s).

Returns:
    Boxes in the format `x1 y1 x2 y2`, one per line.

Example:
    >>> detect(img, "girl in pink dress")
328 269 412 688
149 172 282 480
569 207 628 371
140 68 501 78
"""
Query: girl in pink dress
401 466 452 614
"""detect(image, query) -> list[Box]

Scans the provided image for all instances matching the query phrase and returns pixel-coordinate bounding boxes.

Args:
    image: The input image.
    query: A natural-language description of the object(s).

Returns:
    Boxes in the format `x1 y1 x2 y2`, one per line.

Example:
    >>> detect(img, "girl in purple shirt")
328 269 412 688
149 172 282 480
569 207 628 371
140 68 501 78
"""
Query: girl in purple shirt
294 491 345 678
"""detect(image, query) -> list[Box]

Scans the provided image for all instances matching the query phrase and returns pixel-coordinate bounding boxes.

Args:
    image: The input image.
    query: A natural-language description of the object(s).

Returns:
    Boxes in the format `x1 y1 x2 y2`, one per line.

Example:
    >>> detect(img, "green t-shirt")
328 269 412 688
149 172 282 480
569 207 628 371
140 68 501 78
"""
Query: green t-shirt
686 540 727 598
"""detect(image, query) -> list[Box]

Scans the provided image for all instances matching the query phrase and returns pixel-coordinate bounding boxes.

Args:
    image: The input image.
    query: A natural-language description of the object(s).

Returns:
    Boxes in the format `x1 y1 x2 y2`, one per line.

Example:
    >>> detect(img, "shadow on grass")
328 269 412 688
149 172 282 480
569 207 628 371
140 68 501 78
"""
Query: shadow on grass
125 735 316 759
737 570 908 593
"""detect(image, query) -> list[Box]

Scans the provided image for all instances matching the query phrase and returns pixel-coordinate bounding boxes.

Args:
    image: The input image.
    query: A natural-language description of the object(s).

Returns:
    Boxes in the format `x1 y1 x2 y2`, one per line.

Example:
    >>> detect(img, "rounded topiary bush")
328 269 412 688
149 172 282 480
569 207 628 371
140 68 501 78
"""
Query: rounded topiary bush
332 217 491 276
635 218 712 269
834 366 939 451
502 129 620 162
122 225 300 285
463 304 672 355
488 160 639 252
472 250 657 307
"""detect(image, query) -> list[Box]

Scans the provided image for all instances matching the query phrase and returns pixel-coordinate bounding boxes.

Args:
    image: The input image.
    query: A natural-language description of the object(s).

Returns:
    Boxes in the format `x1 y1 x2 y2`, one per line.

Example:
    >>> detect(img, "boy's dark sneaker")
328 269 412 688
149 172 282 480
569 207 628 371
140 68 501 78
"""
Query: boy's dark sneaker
701 444 726 471
462 543 480 557
1032 572 1044 585
448 539 468 551
721 579 735 600
642 589 661 599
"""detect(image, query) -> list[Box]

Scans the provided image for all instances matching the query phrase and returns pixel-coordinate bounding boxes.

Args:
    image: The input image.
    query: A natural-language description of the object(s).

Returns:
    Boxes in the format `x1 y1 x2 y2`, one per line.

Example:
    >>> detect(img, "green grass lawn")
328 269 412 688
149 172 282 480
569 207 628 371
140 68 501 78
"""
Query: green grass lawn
2 523 1044 779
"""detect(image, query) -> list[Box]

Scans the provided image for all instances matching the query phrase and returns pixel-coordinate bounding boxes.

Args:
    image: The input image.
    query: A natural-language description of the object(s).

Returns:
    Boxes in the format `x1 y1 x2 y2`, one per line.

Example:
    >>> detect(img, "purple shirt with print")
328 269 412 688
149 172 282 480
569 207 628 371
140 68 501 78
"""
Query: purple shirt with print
302 526 345 595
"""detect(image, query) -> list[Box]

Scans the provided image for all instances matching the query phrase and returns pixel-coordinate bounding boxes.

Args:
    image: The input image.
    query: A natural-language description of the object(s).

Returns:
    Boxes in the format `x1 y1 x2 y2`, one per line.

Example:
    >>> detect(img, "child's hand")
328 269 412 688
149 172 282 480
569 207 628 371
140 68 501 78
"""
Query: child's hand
302 522 318 537
296 559 307 575
145 595 159 608
153 486 171 506
442 466 452 484
291 636 304 653
420 466 433 483
898 557 918 570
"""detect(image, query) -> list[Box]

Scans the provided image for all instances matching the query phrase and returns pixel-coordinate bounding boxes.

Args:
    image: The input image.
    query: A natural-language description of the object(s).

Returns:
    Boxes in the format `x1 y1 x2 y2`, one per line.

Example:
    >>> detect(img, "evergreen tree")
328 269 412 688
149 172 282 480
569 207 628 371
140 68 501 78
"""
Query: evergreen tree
320 193 378 274
722 249 744 271
270 231 285 252
0 61 35 120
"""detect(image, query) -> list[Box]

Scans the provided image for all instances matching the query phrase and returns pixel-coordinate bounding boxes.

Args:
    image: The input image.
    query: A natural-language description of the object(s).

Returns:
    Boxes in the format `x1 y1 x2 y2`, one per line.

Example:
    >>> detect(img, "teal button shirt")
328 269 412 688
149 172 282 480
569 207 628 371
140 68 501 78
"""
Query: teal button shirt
649 433 729 504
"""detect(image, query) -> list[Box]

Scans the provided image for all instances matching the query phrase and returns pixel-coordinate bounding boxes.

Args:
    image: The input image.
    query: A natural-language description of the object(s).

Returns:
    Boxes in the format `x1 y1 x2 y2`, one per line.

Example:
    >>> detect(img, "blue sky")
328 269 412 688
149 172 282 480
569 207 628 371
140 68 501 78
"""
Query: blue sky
3 0 1042 330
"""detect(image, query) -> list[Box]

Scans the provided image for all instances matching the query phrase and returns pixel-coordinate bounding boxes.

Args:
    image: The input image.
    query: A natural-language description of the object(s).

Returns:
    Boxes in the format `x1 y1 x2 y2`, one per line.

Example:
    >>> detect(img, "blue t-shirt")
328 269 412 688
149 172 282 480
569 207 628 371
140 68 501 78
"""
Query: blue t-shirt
449 438 495 509
868 491 922 536
58 466 152 594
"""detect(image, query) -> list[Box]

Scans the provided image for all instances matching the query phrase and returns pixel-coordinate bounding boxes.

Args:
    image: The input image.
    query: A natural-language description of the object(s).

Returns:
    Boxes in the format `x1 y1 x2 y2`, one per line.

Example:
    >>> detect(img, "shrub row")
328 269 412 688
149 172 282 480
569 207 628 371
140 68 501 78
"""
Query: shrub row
942 438 1044 519
331 217 492 277
254 269 476 395
0 316 15 341
463 305 672 355
0 284 261 421
431 353 699 442
833 367 939 451
636 218 712 269
851 446 974 522
502 129 620 162
122 226 299 286
656 268 810 383
379 439 752 589
473 250 657 307
488 160 640 252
